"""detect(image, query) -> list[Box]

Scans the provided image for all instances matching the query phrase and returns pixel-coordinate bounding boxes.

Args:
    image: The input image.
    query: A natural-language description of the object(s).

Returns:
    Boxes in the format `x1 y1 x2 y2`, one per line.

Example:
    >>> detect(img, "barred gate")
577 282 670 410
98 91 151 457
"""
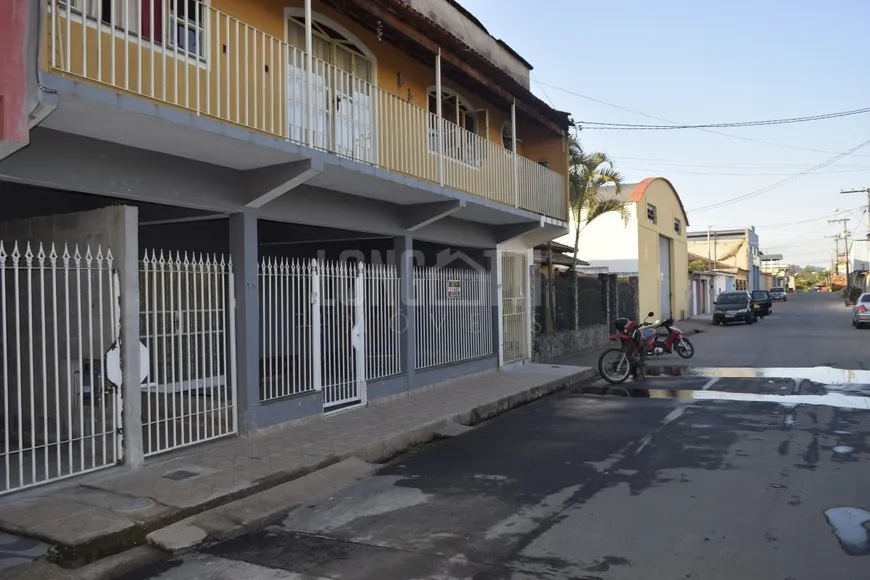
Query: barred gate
414 266 493 369
259 259 401 414
0 241 122 494
139 252 237 457
501 252 528 363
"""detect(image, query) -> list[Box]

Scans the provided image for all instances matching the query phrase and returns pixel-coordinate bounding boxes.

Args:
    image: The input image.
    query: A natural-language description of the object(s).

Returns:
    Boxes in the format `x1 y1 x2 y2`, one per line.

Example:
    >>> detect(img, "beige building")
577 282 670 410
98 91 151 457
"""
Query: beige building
557 177 690 320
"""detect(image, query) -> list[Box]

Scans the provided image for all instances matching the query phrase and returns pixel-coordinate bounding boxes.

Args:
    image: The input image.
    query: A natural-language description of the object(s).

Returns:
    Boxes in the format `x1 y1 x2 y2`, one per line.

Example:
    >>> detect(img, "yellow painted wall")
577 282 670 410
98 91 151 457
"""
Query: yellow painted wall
634 179 690 320
44 1 567 217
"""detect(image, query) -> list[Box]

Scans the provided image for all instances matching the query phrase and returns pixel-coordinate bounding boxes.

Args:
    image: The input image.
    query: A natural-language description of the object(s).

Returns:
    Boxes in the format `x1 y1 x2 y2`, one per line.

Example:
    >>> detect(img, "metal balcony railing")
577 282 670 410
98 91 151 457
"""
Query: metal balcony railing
46 0 567 220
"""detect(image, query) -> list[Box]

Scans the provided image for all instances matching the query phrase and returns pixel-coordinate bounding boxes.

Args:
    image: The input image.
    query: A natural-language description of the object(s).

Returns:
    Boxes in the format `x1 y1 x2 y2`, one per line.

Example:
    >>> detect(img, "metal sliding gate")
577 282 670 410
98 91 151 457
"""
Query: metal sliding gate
501 252 529 364
259 259 395 414
140 251 237 457
0 241 122 495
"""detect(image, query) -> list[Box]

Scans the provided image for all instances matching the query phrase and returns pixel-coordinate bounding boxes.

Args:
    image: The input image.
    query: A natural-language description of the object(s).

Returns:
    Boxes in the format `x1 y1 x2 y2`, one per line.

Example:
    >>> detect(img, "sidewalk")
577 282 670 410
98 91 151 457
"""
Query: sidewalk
0 363 592 568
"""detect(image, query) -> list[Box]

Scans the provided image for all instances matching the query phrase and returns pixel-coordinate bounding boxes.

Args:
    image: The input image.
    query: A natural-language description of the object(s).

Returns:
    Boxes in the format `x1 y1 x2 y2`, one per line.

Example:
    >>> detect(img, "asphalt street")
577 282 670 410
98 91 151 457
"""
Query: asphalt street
121 292 870 579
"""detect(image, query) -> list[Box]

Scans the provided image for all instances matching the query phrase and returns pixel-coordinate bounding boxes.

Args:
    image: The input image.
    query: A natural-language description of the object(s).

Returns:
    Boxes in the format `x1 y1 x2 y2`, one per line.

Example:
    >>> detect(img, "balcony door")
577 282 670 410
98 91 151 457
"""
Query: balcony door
286 15 375 164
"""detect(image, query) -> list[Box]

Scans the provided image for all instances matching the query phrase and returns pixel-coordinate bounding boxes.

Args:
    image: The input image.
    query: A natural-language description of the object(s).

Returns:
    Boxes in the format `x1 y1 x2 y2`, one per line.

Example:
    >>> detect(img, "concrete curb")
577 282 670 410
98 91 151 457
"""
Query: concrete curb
32 367 594 570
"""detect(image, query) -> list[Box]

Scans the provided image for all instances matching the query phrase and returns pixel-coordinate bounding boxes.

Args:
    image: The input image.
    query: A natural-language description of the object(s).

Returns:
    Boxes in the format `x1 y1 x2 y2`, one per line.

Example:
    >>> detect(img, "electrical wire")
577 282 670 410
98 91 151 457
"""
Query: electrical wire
621 166 870 177
418 0 870 171
687 138 870 213
577 107 870 130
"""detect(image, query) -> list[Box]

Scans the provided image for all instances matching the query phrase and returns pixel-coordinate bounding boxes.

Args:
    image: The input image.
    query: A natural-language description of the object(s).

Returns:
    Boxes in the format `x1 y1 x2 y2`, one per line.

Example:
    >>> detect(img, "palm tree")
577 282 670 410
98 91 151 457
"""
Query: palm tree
565 134 628 328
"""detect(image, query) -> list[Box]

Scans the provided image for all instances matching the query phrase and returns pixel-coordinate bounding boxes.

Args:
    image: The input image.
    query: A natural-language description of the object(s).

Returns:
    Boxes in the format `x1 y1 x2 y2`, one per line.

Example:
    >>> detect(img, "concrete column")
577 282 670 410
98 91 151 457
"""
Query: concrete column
229 211 259 435
393 235 415 383
113 206 143 468
489 249 502 365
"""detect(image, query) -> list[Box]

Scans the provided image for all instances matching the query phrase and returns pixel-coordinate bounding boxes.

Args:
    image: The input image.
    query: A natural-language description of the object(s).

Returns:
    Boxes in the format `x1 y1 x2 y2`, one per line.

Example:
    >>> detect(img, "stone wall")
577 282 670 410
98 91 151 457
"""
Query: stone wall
530 273 618 362
532 324 610 362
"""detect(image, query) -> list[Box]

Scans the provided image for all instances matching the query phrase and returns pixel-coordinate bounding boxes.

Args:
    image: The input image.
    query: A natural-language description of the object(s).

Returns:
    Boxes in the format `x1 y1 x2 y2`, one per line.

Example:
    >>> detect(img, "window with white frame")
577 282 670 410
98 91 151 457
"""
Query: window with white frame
674 218 682 235
647 203 657 224
58 0 208 61
427 87 482 167
168 0 206 58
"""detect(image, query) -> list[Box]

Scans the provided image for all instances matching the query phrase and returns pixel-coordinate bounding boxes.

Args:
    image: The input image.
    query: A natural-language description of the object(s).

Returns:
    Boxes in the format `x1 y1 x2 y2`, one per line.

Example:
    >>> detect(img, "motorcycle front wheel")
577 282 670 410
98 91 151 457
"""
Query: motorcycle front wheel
598 347 632 384
675 338 695 359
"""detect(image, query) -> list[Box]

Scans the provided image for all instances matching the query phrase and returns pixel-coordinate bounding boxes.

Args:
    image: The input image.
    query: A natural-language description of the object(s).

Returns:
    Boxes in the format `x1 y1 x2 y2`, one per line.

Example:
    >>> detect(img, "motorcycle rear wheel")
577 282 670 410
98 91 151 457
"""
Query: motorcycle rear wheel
598 347 632 384
675 338 695 359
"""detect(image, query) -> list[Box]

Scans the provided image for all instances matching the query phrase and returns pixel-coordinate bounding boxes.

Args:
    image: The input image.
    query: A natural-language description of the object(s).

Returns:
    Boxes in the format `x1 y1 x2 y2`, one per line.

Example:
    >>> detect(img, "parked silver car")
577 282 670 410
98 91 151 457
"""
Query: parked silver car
852 293 870 328
769 286 787 301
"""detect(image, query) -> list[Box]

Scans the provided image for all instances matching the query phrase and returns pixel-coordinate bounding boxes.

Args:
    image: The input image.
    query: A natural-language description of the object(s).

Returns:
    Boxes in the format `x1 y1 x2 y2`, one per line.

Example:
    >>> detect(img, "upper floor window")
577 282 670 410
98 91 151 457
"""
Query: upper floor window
674 218 682 235
647 203 657 224
286 16 373 83
427 87 482 167
60 0 207 60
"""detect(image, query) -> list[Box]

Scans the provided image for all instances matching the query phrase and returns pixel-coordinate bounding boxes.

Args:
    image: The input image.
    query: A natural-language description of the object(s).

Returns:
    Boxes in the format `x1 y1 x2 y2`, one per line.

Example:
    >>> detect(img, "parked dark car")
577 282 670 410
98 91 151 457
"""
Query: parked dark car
713 291 756 325
751 290 773 318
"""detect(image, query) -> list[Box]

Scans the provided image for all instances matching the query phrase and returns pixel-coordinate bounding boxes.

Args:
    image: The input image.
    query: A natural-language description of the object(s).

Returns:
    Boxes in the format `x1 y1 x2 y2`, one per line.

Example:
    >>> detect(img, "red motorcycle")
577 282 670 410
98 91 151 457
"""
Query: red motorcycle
597 312 658 384
651 318 695 359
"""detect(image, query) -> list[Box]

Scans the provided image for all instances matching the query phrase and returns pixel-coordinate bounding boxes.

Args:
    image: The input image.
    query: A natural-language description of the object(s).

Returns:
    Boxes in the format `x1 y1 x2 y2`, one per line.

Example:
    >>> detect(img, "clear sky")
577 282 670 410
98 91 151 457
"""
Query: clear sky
459 0 870 267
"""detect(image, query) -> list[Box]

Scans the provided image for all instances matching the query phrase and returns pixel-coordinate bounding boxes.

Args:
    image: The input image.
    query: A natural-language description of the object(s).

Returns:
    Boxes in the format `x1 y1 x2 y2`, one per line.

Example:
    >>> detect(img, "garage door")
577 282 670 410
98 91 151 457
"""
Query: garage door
659 236 672 319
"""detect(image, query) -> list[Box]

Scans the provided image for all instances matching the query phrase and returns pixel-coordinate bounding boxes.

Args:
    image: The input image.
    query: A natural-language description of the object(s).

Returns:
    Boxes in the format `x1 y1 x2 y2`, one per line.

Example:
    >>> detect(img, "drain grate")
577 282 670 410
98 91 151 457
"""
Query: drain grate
163 469 201 481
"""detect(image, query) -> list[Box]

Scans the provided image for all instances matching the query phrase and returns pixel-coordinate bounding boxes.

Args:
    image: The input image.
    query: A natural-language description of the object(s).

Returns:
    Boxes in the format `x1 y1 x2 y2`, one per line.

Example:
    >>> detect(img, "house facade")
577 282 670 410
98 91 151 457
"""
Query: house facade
556 177 690 321
849 239 870 292
687 227 761 292
0 0 571 494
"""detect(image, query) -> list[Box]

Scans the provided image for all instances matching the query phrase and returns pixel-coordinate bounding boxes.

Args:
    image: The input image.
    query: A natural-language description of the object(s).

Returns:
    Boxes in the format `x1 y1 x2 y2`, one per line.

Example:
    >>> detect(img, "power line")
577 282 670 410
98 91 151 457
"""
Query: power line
687 137 870 213
621 166 870 177
616 157 870 169
419 0 870 160
578 107 870 130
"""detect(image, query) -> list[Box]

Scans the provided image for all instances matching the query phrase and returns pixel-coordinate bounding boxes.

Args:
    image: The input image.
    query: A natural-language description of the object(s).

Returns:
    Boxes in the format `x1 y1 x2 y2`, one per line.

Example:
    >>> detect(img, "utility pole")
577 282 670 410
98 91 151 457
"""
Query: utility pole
827 233 841 276
707 226 712 272
829 217 852 292
842 188 870 239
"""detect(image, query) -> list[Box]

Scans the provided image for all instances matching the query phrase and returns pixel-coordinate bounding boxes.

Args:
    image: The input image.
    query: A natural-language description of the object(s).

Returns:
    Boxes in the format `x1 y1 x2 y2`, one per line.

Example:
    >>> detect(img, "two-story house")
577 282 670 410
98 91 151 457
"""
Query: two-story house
687 227 761 293
556 177 691 321
0 0 572 493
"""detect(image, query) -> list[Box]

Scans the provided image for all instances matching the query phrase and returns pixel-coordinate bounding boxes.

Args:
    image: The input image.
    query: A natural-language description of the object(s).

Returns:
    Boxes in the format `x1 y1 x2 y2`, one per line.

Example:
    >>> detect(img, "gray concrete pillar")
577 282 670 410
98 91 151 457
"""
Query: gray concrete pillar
486 249 501 364
393 235 415 383
113 206 143 468
229 211 259 435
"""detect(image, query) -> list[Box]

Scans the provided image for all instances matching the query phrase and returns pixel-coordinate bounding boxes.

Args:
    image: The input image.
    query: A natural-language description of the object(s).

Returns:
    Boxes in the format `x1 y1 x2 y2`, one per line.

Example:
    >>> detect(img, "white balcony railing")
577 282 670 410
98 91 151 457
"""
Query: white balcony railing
46 0 567 220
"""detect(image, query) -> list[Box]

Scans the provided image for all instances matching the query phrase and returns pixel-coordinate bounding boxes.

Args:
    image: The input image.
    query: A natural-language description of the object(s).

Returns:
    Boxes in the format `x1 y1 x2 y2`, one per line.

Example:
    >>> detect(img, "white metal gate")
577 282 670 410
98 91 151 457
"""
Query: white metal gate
320 261 365 412
259 259 376 414
501 252 529 364
0 241 122 495
140 251 237 457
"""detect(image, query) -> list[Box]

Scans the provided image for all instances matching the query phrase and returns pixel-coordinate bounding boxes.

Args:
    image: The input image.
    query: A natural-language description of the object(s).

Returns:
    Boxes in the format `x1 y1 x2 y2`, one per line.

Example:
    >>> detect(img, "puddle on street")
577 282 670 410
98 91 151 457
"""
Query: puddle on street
645 365 870 385
693 391 870 410
825 507 870 556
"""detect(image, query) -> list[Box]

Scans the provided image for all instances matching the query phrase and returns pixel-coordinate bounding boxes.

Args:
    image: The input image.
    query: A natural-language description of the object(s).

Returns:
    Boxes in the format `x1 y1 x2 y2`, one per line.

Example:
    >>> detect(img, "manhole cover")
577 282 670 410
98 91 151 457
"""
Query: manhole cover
109 498 155 512
163 469 200 481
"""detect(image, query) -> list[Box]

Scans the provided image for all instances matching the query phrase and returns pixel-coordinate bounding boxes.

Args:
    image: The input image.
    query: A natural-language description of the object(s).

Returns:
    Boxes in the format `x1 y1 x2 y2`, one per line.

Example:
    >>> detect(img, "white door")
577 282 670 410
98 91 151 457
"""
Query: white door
287 61 330 149
319 261 366 413
501 252 528 364
659 236 672 319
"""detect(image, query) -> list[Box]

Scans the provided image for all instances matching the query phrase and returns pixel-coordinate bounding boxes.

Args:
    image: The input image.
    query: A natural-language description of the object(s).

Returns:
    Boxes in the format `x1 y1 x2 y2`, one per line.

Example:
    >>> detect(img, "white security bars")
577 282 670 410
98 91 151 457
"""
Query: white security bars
0 241 121 495
140 251 237 457
319 261 363 412
501 252 529 364
259 258 315 401
46 0 567 220
259 259 400 410
414 267 493 370
364 264 401 381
